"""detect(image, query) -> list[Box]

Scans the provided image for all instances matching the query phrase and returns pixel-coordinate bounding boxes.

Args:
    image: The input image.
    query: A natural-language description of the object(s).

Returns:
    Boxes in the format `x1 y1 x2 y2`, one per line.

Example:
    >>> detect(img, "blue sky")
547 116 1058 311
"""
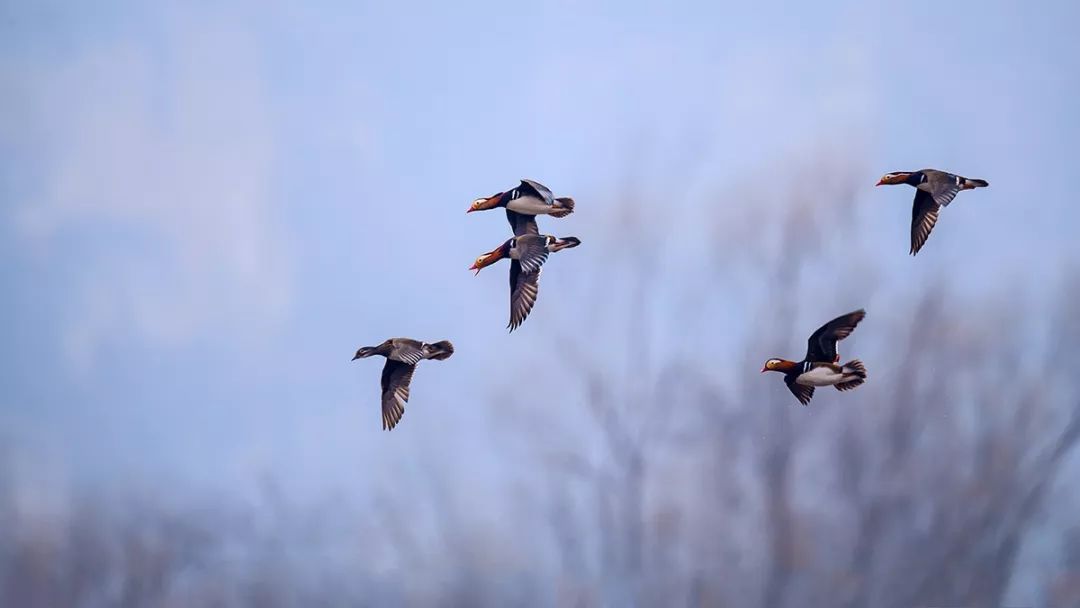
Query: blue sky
2 0 1079 515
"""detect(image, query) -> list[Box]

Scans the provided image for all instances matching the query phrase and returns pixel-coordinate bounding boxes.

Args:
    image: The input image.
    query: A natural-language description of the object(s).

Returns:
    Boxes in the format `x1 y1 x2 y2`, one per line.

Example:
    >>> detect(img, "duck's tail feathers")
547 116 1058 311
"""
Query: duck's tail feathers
962 177 989 189
835 359 867 391
425 340 455 360
551 236 581 252
550 197 575 218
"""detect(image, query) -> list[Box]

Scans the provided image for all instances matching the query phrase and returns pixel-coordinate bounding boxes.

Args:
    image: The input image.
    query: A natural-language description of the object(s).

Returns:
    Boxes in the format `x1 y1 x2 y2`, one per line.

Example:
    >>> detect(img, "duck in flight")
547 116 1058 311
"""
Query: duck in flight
876 169 988 255
352 338 454 430
469 232 580 332
761 309 868 406
467 179 575 234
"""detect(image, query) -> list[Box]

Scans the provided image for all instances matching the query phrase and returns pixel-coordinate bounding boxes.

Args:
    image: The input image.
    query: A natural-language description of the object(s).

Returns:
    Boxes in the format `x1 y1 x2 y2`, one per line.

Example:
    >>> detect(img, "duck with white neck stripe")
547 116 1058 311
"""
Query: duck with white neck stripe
761 309 868 406
876 169 989 255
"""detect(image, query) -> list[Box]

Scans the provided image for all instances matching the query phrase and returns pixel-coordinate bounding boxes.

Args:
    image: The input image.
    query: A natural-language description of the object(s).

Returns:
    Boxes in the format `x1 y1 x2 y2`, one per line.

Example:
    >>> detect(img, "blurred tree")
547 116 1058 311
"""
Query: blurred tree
2 161 1078 607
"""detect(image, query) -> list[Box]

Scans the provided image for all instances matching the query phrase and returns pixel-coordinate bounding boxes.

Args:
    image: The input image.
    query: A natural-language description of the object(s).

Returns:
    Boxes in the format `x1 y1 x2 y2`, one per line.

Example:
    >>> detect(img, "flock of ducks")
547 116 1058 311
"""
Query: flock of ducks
353 169 989 429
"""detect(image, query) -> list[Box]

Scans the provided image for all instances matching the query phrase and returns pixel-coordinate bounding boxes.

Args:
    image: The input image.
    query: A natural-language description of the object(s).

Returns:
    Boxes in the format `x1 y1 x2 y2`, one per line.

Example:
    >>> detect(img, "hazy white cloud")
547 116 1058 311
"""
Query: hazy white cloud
4 9 291 370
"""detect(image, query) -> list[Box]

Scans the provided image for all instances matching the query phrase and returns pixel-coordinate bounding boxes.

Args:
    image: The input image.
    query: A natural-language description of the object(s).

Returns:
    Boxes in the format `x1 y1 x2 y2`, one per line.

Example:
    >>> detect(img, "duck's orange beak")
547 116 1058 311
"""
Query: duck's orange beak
760 366 768 373
875 178 885 187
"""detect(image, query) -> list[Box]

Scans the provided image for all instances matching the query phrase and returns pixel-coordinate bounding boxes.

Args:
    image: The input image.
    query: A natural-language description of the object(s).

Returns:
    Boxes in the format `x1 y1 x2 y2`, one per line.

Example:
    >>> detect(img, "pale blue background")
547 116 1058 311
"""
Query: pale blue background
2 1 1078 604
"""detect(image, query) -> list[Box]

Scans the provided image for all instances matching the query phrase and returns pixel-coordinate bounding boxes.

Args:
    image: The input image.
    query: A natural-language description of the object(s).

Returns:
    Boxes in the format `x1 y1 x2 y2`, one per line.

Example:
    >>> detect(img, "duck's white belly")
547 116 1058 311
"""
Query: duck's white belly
506 196 552 215
796 366 844 386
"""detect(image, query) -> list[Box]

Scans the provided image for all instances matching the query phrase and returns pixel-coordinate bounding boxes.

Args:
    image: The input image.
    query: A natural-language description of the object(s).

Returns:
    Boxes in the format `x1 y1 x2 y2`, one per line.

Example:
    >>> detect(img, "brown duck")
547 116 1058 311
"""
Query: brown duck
352 338 454 430
876 169 989 255
761 309 868 406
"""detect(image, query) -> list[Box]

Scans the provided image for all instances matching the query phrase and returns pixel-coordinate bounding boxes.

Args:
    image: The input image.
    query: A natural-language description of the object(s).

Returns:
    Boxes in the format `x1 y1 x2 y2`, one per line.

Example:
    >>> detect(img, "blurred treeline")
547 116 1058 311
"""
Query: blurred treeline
3 162 1079 607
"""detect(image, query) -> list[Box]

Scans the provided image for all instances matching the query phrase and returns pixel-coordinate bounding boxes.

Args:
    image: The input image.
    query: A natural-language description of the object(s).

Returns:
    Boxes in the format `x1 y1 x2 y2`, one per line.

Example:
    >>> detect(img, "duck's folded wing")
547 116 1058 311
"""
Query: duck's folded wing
519 178 555 204
927 172 962 207
380 359 416 431
805 309 866 362
506 209 539 236
508 260 541 332
784 376 814 406
389 342 426 365
514 235 550 274
910 189 940 256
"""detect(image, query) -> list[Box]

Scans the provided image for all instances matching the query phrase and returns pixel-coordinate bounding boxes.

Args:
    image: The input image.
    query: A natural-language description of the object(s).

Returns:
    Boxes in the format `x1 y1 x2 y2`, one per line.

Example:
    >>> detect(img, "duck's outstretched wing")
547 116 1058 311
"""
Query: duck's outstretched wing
380 359 416 431
805 309 866 362
508 260 541 333
910 189 940 256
